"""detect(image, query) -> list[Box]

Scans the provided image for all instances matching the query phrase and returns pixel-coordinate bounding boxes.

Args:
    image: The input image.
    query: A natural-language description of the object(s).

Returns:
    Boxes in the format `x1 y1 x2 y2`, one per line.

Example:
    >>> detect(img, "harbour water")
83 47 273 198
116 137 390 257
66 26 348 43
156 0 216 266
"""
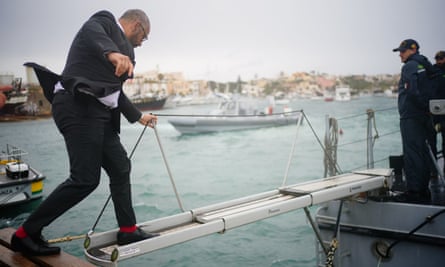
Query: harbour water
0 96 402 266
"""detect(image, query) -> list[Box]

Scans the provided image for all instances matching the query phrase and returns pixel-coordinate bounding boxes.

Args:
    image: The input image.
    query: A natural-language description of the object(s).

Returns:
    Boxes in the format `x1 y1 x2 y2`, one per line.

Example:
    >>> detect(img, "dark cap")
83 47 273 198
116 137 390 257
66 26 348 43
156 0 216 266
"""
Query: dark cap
392 39 419 52
435 51 445 60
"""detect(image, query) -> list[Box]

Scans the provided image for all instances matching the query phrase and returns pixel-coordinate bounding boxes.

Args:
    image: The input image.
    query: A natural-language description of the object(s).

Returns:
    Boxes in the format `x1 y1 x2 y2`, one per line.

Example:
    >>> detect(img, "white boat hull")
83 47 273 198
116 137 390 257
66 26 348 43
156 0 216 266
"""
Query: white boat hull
168 113 301 134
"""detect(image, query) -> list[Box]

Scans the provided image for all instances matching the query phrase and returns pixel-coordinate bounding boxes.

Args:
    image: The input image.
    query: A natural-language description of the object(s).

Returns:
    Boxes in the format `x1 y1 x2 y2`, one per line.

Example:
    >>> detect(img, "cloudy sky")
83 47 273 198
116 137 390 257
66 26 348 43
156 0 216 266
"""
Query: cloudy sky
1 0 444 82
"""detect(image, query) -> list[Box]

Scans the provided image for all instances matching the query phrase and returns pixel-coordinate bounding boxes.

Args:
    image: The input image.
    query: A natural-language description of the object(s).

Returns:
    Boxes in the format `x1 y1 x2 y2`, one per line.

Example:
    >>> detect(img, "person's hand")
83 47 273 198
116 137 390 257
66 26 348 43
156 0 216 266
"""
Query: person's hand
107 52 134 77
139 113 157 128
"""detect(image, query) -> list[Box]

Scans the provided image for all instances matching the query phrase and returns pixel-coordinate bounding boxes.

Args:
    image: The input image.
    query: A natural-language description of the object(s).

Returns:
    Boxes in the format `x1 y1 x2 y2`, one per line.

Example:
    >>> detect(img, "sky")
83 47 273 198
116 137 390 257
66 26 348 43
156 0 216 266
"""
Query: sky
1 0 444 83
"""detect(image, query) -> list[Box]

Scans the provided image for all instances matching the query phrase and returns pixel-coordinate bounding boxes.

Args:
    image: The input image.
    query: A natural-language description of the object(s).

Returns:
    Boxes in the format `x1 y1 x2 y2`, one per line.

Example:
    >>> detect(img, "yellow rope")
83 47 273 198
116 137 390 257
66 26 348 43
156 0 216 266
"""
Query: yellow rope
47 234 86 244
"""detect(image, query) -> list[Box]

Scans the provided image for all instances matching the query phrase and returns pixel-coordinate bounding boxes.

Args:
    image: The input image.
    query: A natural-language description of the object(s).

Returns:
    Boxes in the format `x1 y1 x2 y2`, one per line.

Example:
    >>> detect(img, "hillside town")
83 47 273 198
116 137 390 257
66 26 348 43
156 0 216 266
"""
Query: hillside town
123 69 399 103
0 68 400 121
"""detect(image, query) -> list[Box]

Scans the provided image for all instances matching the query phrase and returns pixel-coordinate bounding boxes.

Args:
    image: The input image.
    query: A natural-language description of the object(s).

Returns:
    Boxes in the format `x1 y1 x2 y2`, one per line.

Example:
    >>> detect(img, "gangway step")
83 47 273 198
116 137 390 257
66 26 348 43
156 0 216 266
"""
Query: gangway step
84 169 392 266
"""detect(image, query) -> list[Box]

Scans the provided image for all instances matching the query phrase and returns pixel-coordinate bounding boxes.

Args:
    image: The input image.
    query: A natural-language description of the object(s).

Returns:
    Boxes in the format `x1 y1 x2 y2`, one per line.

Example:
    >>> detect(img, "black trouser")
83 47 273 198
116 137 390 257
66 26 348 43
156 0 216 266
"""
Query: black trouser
23 91 136 236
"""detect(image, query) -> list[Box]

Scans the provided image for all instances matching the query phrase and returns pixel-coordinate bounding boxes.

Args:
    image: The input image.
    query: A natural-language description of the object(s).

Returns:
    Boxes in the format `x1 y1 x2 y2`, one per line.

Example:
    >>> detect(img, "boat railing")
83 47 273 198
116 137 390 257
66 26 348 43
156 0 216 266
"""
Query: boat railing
322 107 400 177
0 144 28 164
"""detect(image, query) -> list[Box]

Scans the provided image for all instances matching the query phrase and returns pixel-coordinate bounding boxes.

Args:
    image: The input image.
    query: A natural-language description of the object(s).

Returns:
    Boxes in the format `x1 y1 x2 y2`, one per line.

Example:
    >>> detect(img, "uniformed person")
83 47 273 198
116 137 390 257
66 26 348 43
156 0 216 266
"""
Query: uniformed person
393 39 435 204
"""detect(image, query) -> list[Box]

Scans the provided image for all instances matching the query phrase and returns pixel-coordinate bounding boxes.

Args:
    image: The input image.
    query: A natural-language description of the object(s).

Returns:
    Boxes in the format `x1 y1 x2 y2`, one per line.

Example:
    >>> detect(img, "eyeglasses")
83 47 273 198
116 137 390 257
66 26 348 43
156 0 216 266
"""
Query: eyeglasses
138 23 148 42
435 56 445 61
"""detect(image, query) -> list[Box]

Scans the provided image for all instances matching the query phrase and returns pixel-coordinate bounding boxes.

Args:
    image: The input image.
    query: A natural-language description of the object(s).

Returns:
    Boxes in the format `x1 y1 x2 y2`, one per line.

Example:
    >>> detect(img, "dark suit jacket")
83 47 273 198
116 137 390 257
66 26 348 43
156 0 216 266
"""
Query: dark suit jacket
26 10 141 133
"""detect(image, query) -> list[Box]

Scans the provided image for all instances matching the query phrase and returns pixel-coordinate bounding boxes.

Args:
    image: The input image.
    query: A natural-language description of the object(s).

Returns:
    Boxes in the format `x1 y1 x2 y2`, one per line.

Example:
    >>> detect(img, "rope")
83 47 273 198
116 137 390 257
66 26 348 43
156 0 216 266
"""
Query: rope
324 117 339 177
298 112 342 177
89 123 149 233
281 112 304 186
47 234 87 244
335 106 397 121
337 130 398 147
377 209 445 259
368 109 380 149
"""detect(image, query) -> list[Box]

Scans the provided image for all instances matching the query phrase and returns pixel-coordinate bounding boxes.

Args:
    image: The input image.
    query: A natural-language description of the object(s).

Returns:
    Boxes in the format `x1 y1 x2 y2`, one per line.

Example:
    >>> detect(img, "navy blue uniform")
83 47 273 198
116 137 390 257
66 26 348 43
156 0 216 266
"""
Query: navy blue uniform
398 53 435 194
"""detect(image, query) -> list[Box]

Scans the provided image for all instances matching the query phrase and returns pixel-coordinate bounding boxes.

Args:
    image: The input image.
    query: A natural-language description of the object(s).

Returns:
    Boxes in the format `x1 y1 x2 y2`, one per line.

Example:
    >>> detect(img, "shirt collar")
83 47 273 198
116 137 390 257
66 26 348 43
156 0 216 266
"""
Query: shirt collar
117 20 124 32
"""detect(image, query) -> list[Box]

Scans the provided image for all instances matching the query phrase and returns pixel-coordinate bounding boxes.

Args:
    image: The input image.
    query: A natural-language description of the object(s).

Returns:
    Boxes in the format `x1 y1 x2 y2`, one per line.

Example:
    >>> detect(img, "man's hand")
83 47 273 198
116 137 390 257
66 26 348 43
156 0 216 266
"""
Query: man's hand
139 113 158 128
107 52 134 77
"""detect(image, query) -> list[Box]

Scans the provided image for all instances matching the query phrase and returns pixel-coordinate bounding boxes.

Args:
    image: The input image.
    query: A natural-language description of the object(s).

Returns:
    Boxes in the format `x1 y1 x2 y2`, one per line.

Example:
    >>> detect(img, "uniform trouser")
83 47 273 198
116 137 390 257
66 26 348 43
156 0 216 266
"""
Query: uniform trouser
23 91 136 236
400 116 432 193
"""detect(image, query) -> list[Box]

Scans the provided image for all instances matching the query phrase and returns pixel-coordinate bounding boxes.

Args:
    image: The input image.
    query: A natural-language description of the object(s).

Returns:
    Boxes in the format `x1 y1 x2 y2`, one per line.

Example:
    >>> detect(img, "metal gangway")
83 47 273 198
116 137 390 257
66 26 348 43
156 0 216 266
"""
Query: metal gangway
84 168 392 266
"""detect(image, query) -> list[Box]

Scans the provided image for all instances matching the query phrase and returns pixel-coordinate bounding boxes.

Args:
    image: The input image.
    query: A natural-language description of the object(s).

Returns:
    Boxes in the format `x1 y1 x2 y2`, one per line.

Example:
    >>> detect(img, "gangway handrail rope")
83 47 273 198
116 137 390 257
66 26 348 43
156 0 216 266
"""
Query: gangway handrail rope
337 130 399 147
281 111 304 186
90 124 150 233
48 124 149 244
335 106 397 121
153 125 185 212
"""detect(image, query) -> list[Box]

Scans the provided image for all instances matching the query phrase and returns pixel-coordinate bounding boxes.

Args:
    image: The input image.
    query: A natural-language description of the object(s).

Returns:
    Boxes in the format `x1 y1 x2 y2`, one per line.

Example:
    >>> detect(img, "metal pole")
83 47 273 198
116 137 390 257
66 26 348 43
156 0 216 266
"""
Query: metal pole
324 115 329 178
366 109 374 169
153 125 185 212
426 140 445 185
303 207 328 255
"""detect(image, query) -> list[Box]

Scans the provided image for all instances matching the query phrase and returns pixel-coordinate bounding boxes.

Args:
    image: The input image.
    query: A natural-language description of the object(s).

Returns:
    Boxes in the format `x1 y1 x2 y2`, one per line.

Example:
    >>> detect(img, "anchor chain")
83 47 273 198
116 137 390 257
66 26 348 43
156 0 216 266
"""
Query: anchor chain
324 200 344 267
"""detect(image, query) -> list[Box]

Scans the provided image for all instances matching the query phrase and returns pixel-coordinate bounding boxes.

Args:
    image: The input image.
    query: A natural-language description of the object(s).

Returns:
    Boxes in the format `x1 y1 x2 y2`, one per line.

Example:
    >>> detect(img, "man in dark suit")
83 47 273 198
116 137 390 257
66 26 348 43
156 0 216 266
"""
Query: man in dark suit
11 9 159 255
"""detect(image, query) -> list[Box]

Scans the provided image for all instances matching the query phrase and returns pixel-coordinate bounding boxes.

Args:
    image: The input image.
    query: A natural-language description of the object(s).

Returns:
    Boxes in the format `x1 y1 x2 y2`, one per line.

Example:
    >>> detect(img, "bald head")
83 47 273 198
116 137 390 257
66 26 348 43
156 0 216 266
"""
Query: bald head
120 9 150 28
119 9 150 47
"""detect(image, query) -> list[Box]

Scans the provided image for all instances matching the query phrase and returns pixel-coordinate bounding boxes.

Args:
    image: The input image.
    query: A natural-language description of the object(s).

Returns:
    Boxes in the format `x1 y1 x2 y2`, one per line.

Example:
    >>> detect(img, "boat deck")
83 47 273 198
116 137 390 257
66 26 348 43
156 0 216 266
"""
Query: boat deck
0 163 45 207
0 166 42 184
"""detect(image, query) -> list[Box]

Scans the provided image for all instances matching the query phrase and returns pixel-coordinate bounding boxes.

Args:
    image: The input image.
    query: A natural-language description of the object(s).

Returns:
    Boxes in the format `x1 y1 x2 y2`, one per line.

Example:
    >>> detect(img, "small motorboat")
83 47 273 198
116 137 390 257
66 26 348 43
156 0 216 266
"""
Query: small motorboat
168 96 301 134
0 144 45 207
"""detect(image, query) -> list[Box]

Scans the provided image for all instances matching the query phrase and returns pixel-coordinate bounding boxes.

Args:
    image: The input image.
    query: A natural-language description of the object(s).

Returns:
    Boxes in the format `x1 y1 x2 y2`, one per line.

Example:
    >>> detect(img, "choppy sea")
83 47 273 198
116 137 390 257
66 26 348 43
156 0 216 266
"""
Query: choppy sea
0 96 402 266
